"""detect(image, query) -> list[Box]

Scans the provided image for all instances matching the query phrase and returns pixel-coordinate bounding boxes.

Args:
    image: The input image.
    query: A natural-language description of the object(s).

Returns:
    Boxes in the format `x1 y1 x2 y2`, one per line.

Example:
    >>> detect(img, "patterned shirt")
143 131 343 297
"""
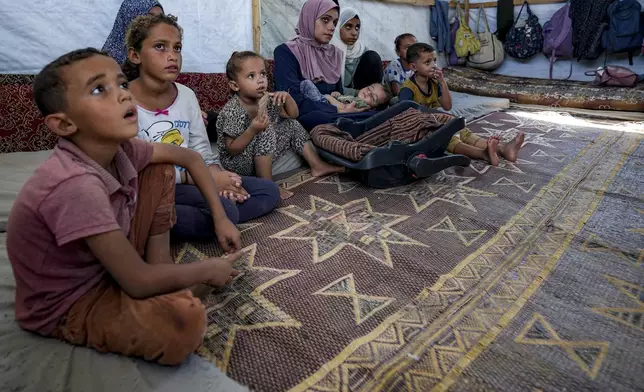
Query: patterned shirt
383 58 414 86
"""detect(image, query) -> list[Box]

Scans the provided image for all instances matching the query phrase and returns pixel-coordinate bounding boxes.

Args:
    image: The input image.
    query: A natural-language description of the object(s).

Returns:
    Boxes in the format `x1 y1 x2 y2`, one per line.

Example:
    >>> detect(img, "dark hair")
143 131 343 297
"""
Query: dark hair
33 48 110 116
225 51 264 81
394 33 416 51
124 13 183 80
406 42 435 63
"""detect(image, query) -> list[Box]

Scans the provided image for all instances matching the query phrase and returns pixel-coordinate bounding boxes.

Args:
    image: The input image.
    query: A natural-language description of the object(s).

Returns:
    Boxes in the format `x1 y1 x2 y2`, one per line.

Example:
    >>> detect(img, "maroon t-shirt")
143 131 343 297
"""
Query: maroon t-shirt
6 137 153 335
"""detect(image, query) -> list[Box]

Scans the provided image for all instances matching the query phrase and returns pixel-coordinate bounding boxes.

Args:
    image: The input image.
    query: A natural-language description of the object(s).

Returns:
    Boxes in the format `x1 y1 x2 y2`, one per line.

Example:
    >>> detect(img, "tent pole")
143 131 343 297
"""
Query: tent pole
252 0 261 53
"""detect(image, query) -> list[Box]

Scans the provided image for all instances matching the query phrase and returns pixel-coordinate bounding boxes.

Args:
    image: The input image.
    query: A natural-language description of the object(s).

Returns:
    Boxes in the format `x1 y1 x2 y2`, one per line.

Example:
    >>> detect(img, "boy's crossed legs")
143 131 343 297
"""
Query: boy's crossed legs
52 164 206 365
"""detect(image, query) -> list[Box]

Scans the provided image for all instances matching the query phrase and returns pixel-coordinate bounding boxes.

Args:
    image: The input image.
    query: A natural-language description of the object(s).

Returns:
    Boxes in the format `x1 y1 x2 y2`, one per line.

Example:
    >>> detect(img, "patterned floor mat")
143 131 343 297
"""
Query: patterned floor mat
173 111 644 391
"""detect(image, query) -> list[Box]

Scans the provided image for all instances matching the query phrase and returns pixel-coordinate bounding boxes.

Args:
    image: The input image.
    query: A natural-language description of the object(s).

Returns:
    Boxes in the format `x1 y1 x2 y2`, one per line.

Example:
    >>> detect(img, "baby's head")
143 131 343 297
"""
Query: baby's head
226 51 268 100
406 43 437 79
394 33 417 63
34 48 138 144
356 83 389 108
126 13 183 82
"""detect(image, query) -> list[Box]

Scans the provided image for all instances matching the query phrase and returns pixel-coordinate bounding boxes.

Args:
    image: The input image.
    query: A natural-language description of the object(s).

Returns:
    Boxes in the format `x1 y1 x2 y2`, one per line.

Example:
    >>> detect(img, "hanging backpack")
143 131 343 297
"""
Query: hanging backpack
570 0 612 60
542 3 573 79
602 0 643 65
449 17 466 65
504 1 544 59
467 6 504 70
455 4 481 58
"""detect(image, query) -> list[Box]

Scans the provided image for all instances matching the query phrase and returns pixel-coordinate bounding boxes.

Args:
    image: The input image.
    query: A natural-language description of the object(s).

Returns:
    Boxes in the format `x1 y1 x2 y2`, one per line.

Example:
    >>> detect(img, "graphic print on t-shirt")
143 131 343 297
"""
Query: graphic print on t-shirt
141 120 185 145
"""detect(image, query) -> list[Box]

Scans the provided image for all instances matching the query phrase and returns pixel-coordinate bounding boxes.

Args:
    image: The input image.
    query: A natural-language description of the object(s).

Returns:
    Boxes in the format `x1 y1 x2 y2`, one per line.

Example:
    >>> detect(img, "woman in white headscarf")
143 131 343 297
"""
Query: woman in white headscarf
331 8 383 96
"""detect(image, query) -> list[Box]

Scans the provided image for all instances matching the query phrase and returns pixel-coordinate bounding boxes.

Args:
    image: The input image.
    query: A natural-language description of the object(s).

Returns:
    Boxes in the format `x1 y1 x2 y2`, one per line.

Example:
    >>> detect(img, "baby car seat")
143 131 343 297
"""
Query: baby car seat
312 102 471 189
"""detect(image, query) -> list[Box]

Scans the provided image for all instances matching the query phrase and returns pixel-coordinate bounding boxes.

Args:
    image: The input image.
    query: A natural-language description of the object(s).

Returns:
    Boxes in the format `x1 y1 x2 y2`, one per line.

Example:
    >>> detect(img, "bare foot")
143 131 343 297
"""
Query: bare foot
485 138 500 166
499 132 525 162
310 162 344 177
279 187 294 200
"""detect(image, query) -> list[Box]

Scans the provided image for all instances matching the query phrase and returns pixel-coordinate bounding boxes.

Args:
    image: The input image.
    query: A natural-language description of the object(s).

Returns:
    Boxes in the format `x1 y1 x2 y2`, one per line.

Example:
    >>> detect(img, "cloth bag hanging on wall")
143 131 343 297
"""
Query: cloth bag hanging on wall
455 4 481 58
467 5 504 70
503 1 544 59
542 3 573 79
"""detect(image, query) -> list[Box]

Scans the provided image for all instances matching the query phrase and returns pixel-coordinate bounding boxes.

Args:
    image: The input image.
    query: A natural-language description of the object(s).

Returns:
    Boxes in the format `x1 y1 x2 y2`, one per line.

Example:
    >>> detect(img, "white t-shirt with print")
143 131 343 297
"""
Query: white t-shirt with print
136 83 219 183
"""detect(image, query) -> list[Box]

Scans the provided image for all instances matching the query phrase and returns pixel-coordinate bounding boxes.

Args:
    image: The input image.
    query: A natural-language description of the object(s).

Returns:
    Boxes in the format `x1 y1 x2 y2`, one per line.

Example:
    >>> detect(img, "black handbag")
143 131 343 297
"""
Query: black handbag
503 1 544 59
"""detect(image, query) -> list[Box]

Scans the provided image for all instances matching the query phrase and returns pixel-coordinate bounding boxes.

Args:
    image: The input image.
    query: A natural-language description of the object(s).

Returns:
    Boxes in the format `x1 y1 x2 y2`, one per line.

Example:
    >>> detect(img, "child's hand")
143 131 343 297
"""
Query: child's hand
201 110 208 126
211 169 249 202
431 68 444 81
338 101 369 114
203 252 242 286
214 217 242 253
269 91 290 106
330 91 342 98
250 111 269 134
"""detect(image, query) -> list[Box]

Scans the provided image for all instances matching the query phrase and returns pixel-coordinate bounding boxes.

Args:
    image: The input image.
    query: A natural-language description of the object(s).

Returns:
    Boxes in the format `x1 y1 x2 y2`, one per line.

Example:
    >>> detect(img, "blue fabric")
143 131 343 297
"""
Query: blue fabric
399 87 414 102
430 1 451 53
172 177 280 240
273 43 374 131
102 0 162 64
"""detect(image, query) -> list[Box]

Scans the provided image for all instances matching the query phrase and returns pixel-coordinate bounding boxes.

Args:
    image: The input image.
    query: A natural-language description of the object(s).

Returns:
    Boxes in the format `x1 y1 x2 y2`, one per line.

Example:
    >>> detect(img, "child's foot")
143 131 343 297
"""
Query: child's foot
310 162 345 177
499 132 525 162
279 187 294 200
485 138 500 166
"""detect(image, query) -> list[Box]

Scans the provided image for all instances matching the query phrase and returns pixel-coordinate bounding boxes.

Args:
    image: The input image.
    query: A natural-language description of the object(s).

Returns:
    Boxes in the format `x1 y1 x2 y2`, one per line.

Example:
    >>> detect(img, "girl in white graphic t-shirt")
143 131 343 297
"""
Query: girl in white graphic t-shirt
126 13 280 241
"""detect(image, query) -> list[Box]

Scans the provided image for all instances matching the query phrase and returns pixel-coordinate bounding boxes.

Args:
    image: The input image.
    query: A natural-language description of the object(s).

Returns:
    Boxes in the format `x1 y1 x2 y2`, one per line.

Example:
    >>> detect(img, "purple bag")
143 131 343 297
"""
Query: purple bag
449 18 466 65
542 4 573 79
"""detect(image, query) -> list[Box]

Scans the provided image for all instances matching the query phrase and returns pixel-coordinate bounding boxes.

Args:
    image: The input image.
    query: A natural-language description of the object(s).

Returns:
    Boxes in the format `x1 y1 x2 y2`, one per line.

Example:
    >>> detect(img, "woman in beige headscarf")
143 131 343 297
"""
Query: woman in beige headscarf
331 7 383 96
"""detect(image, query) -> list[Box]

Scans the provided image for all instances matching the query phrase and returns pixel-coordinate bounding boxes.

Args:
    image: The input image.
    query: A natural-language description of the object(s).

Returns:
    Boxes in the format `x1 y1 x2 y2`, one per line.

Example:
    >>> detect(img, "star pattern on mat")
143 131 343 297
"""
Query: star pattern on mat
270 196 427 267
314 274 395 325
315 173 360 194
515 313 609 379
592 275 644 333
237 222 263 234
376 171 497 213
532 149 567 163
276 169 315 190
492 177 536 193
427 216 487 247
469 158 537 175
521 133 564 149
501 112 576 134
176 243 301 371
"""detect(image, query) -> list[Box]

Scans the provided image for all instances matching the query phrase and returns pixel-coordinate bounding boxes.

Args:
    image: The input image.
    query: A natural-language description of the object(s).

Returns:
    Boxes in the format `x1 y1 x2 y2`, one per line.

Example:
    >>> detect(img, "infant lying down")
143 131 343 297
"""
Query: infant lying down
300 80 390 112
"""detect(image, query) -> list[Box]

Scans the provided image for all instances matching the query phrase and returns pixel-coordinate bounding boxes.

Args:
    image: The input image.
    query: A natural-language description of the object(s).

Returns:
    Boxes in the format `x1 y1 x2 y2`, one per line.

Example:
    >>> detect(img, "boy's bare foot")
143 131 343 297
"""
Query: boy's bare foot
310 162 344 177
485 138 500 166
279 187 294 200
499 132 525 162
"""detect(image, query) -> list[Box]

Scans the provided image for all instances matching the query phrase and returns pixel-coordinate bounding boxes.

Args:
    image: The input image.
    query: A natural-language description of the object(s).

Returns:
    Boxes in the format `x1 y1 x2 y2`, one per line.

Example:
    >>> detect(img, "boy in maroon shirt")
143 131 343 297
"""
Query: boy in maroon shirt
6 48 243 365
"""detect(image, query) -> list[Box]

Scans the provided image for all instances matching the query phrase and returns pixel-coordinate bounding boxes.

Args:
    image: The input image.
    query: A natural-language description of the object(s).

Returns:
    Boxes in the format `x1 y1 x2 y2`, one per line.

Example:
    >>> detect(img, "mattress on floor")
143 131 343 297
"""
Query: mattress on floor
444 66 644 112
0 232 247 392
448 91 510 121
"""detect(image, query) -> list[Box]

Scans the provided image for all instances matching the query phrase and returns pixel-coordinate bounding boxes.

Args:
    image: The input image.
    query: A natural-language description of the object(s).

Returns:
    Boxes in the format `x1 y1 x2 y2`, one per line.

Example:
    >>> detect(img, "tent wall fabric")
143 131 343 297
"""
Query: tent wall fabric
0 0 254 74
260 0 644 81
1 0 642 80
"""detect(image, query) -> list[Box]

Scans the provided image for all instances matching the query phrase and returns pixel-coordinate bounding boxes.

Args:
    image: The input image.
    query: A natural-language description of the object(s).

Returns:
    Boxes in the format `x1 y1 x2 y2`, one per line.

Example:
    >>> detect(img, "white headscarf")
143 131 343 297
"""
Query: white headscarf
331 8 367 85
